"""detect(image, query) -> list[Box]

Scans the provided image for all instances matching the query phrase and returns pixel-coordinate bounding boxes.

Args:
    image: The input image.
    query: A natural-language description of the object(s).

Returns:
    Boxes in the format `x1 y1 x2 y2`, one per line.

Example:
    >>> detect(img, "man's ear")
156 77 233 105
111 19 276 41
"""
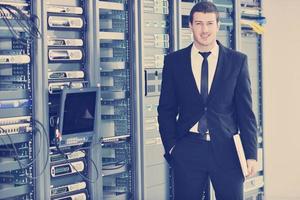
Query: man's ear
189 22 192 29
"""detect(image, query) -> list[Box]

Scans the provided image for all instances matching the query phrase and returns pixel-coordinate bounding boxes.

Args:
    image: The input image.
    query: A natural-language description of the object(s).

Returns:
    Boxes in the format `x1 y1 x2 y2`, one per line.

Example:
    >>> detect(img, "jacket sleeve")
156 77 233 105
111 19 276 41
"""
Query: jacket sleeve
157 55 178 154
234 55 258 160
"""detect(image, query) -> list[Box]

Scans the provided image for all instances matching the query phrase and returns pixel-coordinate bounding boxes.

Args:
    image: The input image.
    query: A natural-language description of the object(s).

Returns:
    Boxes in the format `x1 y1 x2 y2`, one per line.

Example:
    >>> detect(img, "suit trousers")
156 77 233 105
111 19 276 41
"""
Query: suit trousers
171 134 245 200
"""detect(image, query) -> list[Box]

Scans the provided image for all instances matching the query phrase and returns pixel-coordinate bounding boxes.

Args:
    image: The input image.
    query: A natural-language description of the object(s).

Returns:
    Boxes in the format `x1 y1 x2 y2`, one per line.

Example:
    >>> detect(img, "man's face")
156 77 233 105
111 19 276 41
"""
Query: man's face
189 12 220 50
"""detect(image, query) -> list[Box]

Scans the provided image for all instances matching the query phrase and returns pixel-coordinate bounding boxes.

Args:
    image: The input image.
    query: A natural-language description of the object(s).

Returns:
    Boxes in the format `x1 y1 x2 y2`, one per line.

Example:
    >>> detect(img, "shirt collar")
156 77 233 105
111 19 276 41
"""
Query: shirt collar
191 41 219 58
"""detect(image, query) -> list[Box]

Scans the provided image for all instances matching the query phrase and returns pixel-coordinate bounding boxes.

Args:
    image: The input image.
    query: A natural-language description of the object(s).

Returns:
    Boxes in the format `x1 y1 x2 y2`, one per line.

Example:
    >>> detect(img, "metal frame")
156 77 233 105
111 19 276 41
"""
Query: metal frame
86 1 102 199
32 0 50 199
32 0 103 199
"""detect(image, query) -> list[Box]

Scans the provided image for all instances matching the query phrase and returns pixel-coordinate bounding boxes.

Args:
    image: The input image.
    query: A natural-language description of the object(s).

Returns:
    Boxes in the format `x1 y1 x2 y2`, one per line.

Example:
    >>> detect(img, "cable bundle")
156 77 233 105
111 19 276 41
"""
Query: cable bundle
0 3 41 42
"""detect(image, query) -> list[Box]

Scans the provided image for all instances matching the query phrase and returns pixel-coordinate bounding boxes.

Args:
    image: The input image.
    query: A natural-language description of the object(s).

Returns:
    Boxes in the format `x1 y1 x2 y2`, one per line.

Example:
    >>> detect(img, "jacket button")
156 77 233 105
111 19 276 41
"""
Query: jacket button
204 107 207 111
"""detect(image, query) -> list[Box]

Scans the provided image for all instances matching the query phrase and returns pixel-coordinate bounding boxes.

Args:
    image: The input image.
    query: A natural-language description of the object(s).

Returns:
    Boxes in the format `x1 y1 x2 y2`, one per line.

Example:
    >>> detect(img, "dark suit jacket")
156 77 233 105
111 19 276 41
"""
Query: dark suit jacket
157 41 257 168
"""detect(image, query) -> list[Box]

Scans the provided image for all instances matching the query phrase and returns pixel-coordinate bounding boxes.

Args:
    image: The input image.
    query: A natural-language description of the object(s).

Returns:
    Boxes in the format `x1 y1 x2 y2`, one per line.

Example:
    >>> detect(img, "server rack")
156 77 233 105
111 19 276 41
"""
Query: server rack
45 1 94 199
98 0 135 199
135 0 176 199
0 0 36 199
239 0 264 199
33 0 102 199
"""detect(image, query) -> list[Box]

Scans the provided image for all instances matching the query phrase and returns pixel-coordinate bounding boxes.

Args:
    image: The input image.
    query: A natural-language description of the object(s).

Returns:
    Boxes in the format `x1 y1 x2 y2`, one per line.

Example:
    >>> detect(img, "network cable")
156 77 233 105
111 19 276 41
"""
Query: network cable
0 120 49 179
0 4 42 43
54 134 100 183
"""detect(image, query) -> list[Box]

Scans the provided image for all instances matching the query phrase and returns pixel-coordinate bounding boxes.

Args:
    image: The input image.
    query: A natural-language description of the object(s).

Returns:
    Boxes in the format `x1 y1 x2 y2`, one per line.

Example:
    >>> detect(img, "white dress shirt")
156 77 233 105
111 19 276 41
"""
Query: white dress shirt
189 42 219 133
170 42 220 153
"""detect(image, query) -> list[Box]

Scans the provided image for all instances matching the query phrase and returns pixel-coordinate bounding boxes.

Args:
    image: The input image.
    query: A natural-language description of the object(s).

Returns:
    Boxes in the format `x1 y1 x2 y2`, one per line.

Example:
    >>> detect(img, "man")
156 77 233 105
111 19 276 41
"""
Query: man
157 2 258 200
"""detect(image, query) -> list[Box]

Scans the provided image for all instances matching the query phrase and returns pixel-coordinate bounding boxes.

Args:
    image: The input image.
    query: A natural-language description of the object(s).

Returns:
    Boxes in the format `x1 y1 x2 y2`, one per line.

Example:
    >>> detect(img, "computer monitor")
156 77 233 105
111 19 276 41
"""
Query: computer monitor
55 87 99 146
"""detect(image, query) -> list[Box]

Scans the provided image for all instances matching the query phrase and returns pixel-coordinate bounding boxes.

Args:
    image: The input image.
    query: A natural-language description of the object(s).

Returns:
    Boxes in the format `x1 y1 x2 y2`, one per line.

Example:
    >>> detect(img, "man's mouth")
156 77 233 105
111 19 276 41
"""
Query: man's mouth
201 34 210 40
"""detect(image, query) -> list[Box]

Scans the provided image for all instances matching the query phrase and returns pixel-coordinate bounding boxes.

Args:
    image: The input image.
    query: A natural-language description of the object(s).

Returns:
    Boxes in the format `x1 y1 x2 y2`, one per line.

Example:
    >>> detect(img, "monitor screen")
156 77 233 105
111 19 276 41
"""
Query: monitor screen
59 88 97 137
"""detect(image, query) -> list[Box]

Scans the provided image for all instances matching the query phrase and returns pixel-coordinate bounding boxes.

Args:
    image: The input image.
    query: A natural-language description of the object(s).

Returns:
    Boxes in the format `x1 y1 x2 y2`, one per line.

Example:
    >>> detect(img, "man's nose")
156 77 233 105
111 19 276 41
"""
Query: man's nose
202 24 209 32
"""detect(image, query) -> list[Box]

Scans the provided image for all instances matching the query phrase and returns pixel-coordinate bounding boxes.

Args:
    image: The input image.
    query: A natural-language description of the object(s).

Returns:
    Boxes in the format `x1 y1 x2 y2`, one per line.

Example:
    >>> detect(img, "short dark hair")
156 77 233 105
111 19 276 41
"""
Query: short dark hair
189 1 220 23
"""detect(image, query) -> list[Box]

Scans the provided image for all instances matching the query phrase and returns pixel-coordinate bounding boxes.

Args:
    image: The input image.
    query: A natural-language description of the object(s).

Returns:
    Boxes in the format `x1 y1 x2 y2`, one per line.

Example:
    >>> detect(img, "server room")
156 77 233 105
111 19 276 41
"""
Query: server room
0 0 299 200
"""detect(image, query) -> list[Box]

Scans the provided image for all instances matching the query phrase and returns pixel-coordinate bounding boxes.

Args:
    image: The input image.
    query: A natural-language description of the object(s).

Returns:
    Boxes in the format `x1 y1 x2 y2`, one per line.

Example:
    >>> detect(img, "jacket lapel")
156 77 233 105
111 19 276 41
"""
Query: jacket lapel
182 42 227 103
184 44 203 101
207 42 227 102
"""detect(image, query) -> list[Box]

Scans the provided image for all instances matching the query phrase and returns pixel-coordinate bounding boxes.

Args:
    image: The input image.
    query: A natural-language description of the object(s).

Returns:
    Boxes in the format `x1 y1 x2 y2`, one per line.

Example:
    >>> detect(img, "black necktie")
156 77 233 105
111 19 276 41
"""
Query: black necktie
197 52 211 134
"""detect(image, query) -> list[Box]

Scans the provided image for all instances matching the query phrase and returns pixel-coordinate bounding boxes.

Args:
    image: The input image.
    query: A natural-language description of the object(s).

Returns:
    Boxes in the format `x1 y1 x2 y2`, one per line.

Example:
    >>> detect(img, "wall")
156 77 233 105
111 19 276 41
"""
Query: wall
263 1 300 199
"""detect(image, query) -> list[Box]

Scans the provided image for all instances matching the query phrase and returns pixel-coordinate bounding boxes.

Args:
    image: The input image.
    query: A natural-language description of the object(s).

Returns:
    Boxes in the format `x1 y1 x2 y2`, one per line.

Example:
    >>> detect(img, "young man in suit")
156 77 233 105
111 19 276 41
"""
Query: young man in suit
158 2 258 200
